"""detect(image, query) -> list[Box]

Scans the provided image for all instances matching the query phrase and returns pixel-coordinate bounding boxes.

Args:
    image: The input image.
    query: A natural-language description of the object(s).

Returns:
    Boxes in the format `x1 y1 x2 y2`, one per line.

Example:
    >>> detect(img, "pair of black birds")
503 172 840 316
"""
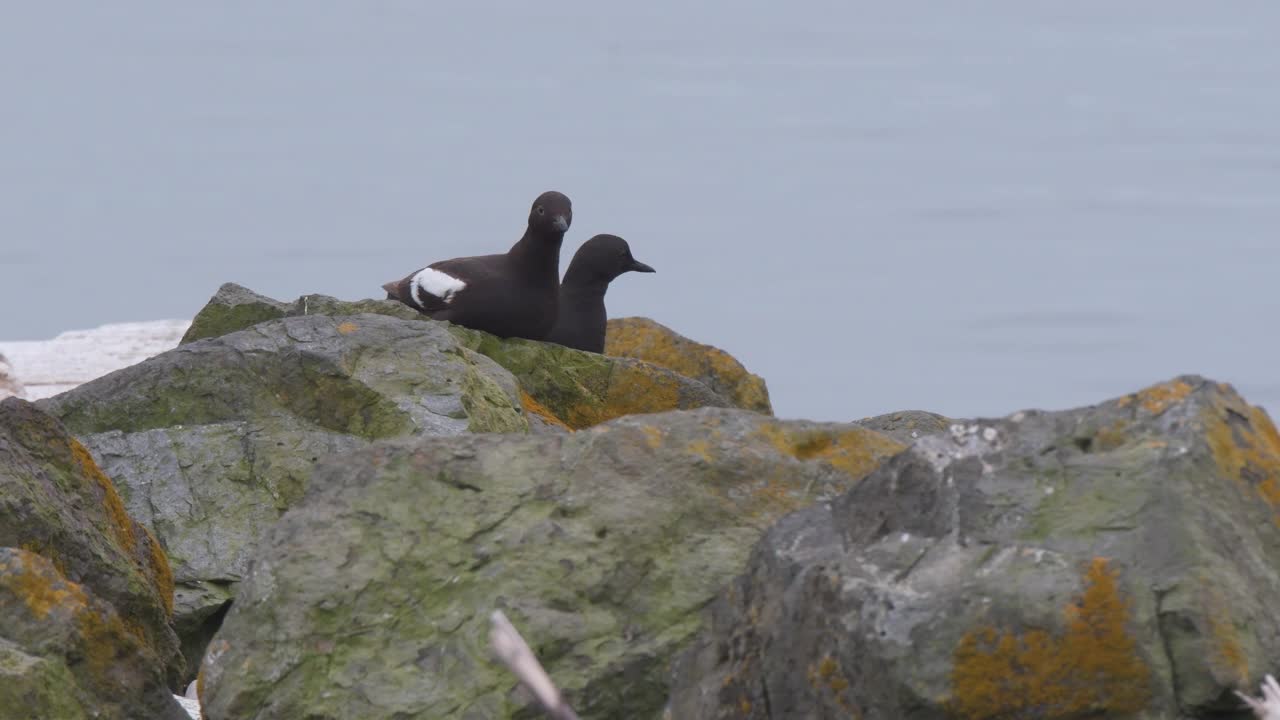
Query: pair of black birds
382 191 653 353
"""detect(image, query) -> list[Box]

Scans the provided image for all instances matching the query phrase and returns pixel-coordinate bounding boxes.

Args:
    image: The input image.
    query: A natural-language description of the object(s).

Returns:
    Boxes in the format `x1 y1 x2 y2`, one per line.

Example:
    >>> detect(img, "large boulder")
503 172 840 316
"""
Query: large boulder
667 377 1280 718
39 313 528 674
605 317 773 415
199 408 905 720
0 397 185 712
0 548 189 719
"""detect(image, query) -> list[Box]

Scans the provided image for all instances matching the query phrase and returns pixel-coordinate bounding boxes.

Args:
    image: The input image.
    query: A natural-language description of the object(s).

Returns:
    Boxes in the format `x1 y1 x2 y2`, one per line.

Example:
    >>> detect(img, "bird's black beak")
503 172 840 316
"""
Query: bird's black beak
628 259 656 273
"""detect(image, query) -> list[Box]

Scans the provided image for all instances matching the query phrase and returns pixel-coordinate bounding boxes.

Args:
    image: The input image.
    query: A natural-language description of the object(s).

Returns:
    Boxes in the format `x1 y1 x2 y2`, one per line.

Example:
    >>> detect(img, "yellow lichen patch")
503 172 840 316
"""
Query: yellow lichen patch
753 423 905 481
1116 379 1194 415
641 425 665 449
141 527 175 618
0 549 89 620
69 439 137 555
604 317 772 414
335 321 359 335
1203 394 1280 522
519 389 573 431
560 364 682 429
686 439 714 462
949 557 1151 719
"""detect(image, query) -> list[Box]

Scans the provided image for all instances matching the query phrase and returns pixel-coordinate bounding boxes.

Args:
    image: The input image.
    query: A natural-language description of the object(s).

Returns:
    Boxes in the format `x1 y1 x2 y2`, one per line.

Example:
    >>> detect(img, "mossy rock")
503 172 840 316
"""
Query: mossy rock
606 317 773 415
40 314 527 680
200 408 905 719
0 547 189 719
451 326 736 429
0 398 182 685
669 376 1280 718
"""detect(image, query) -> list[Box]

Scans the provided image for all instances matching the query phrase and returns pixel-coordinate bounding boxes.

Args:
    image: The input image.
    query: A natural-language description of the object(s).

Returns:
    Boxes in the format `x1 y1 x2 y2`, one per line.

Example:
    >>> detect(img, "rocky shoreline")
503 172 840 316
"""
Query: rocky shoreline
2 283 1279 718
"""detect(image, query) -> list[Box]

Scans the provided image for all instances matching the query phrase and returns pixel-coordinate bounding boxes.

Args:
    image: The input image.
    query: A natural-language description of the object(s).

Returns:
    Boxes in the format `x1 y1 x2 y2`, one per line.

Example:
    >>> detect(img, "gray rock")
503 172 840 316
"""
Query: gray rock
40 314 529 677
0 398 186 714
667 376 1280 718
199 408 905 720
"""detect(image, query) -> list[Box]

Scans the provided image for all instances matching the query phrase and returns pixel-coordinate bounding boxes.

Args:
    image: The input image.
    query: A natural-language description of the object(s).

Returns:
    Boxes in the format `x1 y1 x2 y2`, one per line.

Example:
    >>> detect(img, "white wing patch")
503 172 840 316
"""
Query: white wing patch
412 268 467 305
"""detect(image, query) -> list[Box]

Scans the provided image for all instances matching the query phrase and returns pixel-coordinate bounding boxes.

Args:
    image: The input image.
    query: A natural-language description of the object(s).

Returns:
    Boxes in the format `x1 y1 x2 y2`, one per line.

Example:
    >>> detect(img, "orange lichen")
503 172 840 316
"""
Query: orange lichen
604 317 772 414
70 439 138 554
949 557 1151 719
336 321 359 335
0 549 89 619
1203 394 1280 522
686 439 714 462
753 423 905 481
641 425 665 449
1116 379 1193 415
559 363 682 429
142 527 176 617
806 654 857 715
519 389 573 431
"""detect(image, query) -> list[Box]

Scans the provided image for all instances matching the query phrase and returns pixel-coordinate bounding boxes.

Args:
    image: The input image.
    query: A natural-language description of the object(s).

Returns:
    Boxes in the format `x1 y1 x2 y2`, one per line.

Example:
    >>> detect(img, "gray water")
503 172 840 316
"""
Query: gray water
3 2 1278 421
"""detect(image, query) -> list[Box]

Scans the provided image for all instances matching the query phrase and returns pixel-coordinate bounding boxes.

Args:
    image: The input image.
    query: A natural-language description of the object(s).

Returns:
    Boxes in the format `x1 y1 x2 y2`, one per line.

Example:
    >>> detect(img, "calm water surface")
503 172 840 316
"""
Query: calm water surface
2 2 1278 420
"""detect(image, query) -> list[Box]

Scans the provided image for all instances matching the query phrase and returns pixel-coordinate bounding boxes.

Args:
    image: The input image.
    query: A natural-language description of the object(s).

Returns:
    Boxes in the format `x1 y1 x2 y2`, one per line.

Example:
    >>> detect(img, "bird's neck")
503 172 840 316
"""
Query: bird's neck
507 230 564 282
560 265 611 301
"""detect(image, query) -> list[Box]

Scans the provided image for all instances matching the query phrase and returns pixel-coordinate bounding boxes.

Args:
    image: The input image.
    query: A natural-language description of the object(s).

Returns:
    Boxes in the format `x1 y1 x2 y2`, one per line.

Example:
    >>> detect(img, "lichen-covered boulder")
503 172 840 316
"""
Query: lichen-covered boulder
450 327 735 429
0 398 182 684
0 548 190 719
199 408 905 720
667 376 1280 719
39 314 528 674
605 317 772 415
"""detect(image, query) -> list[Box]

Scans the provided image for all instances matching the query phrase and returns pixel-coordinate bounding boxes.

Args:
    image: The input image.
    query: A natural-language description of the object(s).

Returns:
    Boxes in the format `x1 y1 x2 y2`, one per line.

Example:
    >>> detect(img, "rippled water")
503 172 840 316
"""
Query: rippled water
2 2 1278 420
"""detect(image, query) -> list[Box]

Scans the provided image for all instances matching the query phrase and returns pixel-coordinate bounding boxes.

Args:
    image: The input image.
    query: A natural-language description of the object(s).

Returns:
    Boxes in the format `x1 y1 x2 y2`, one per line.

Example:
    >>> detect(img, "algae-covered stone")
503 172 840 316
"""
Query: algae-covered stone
0 548 189 720
39 314 528 675
0 398 182 684
200 408 904 720
668 376 1280 718
181 285 757 428
180 283 291 345
605 317 772 415
452 326 734 429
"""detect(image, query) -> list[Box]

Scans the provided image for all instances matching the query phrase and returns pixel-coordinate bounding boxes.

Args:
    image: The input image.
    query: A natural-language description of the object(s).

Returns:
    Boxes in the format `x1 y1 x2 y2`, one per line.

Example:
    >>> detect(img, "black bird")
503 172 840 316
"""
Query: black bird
544 234 655 353
383 191 572 340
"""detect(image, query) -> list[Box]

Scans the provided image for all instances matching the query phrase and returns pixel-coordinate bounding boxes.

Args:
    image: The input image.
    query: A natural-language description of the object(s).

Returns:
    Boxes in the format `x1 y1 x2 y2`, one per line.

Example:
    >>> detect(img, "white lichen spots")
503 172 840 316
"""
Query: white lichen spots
413 268 467 305
1045 486 1055 495
900 533 911 543
982 427 998 442
910 430 919 439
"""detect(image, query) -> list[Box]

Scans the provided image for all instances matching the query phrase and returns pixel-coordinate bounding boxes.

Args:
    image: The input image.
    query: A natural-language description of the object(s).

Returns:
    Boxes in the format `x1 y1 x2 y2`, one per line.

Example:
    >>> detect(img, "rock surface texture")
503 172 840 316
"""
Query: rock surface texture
667 377 1280 719
198 409 904 720
604 317 773 415
0 398 186 718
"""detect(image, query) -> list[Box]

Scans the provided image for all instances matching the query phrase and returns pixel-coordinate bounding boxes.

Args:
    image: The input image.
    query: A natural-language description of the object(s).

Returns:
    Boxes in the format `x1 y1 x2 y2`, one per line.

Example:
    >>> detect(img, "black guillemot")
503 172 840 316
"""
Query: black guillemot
383 190 572 340
544 234 654 353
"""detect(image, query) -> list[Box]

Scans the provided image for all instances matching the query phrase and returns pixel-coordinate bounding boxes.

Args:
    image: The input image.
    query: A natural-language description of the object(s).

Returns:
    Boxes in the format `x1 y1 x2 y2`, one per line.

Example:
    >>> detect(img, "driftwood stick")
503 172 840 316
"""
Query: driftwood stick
489 610 581 720
1238 674 1280 719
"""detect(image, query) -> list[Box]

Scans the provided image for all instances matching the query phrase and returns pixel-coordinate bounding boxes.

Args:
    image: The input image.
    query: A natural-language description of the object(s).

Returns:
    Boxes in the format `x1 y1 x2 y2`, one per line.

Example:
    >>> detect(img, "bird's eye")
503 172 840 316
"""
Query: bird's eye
536 206 545 215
